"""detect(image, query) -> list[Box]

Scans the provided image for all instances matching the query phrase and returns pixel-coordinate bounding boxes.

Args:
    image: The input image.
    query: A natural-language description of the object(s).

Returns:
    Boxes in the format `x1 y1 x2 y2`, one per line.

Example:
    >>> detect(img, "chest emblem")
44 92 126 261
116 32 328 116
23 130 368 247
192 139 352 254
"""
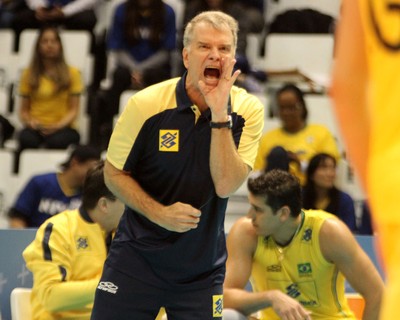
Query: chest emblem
76 237 89 250
298 263 312 277
159 130 179 152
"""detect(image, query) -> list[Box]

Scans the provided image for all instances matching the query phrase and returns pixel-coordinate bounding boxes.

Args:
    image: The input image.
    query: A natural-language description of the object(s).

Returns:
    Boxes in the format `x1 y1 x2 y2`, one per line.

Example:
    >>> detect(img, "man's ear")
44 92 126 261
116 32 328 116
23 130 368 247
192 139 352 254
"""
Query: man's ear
182 47 189 69
97 197 108 212
278 206 291 222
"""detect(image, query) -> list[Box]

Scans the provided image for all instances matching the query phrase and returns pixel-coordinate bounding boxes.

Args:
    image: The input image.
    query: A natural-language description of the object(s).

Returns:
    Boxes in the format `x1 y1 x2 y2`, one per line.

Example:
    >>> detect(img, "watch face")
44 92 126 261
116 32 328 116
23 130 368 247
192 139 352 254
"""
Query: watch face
227 115 233 129
210 115 232 129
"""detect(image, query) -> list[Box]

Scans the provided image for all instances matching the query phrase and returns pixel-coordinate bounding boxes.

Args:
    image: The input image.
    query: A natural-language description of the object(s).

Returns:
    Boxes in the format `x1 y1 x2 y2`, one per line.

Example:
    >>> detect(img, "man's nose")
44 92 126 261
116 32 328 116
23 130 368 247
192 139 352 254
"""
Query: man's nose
208 47 221 60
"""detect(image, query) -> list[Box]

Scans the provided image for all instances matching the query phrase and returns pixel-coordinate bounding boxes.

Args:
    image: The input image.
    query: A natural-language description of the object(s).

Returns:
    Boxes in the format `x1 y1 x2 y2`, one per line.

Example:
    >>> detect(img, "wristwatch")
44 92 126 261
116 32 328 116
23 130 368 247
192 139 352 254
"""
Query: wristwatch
210 115 232 129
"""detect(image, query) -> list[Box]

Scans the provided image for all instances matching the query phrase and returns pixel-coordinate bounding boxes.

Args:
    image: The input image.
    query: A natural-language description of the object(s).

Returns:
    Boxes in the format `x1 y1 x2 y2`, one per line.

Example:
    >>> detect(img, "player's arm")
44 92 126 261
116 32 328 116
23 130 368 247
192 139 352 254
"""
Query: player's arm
7 209 29 228
320 218 384 320
224 218 311 319
331 0 369 187
104 160 201 233
23 221 99 312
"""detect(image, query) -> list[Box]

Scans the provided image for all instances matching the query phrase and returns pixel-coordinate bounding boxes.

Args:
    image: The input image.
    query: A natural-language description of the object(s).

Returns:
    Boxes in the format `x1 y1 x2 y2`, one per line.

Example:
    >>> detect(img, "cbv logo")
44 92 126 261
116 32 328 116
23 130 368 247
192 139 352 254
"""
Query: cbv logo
286 283 300 299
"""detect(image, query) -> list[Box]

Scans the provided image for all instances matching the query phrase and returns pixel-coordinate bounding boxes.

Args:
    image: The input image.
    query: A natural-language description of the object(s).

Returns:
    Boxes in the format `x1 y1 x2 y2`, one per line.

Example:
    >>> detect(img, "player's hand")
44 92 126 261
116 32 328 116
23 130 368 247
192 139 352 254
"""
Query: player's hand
198 56 240 121
156 202 201 233
269 290 312 320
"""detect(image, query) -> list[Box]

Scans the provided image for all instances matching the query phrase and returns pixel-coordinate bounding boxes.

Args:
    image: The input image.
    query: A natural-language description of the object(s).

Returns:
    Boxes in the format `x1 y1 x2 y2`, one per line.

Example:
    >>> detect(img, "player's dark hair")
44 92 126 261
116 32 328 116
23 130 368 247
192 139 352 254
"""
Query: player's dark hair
248 170 302 217
81 161 116 210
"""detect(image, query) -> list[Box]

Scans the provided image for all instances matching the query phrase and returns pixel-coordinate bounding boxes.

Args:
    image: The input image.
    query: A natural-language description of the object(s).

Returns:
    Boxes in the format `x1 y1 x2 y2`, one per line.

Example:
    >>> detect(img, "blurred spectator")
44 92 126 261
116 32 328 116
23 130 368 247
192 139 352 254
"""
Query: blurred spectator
12 0 96 50
16 26 83 152
254 83 340 184
0 0 25 28
358 200 374 235
8 144 101 228
302 152 357 232
22 160 125 320
94 0 176 150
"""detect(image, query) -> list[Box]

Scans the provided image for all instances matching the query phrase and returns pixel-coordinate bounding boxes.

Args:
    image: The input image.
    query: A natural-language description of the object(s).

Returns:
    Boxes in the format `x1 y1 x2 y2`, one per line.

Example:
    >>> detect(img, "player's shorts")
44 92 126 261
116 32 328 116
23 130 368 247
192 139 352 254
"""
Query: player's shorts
91 263 224 320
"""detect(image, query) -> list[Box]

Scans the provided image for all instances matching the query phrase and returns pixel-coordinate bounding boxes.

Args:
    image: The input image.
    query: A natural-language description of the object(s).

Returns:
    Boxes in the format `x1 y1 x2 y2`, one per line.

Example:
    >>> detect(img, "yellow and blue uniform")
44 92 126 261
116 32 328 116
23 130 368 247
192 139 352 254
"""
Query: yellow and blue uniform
19 66 83 128
97 73 263 318
23 208 108 320
254 124 340 184
251 210 355 320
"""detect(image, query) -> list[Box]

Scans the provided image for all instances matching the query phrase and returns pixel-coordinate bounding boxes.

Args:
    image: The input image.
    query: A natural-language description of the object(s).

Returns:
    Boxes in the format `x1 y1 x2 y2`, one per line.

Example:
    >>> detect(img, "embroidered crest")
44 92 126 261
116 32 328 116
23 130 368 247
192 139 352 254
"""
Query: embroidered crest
159 130 179 152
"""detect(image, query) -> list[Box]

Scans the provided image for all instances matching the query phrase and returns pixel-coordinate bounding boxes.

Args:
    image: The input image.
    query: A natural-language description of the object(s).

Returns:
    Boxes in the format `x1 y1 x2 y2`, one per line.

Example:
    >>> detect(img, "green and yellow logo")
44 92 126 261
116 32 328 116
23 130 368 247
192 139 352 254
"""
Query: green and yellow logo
298 263 312 277
159 130 179 152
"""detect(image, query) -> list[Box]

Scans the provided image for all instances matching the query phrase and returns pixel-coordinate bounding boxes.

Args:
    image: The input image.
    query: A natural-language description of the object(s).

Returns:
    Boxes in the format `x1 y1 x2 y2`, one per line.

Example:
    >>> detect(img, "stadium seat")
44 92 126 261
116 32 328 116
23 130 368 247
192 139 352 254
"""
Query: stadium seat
10 288 32 320
264 33 335 88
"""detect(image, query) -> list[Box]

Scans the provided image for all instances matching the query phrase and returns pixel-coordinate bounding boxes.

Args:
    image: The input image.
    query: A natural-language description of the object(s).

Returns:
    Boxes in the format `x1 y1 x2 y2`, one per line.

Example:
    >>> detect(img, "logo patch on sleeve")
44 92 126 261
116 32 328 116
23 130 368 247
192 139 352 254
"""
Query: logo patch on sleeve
159 130 179 152
212 294 223 317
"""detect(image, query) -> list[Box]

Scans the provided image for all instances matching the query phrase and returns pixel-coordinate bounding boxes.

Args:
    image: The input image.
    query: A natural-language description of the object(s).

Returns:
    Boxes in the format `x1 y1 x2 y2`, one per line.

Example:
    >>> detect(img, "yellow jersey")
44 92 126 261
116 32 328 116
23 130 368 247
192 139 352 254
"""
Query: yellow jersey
254 124 340 184
251 210 355 320
19 66 83 127
23 208 107 320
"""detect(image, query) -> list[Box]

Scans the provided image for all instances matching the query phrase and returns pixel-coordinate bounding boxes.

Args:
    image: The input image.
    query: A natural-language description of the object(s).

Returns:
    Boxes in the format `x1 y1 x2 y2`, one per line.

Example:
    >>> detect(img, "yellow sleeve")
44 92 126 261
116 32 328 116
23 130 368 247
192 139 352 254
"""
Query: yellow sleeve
19 69 31 96
236 93 265 169
23 217 100 313
38 275 98 312
69 67 83 95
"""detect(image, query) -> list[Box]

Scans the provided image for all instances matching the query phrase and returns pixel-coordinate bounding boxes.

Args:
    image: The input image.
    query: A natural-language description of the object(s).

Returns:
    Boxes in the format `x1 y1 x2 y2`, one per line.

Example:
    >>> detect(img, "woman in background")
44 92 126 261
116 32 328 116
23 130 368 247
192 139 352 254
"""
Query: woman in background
17 26 82 151
302 152 357 232
254 83 340 184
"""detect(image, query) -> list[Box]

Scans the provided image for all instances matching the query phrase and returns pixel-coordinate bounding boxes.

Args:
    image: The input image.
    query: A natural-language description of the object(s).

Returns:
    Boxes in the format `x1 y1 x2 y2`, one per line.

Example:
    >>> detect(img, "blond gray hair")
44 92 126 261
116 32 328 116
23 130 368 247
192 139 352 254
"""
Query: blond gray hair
183 11 238 52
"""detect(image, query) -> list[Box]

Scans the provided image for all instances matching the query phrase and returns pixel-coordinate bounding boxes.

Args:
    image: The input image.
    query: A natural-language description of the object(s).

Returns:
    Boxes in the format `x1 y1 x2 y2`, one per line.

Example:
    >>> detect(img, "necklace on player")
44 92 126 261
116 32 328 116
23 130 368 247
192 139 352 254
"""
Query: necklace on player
274 211 305 262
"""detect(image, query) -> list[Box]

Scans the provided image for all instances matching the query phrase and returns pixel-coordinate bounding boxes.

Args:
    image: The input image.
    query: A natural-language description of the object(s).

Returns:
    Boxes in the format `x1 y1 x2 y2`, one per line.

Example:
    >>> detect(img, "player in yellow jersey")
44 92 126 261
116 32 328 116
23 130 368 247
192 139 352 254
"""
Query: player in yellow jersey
223 170 384 320
331 1 400 319
23 161 126 320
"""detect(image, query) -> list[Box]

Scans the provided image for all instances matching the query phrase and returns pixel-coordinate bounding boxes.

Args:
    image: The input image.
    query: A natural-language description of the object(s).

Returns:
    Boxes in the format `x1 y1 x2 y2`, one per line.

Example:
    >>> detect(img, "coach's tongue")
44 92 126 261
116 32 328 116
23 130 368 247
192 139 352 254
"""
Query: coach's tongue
204 68 220 80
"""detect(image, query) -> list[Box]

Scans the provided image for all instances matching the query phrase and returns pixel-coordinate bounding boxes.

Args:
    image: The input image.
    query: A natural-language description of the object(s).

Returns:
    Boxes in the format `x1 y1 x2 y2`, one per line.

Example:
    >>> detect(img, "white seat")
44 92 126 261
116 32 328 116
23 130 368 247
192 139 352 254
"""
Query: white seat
263 117 281 133
246 33 264 69
335 158 366 202
10 287 32 320
15 149 69 203
264 33 334 88
304 94 345 155
18 149 68 177
113 90 138 126
0 87 9 115
163 0 185 32
0 149 15 226
0 30 17 87
264 0 341 25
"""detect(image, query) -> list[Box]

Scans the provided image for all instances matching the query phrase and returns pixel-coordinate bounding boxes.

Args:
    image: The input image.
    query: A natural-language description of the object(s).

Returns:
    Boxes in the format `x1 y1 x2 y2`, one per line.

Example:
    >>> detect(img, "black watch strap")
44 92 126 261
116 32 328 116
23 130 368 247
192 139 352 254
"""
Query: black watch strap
210 115 232 129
